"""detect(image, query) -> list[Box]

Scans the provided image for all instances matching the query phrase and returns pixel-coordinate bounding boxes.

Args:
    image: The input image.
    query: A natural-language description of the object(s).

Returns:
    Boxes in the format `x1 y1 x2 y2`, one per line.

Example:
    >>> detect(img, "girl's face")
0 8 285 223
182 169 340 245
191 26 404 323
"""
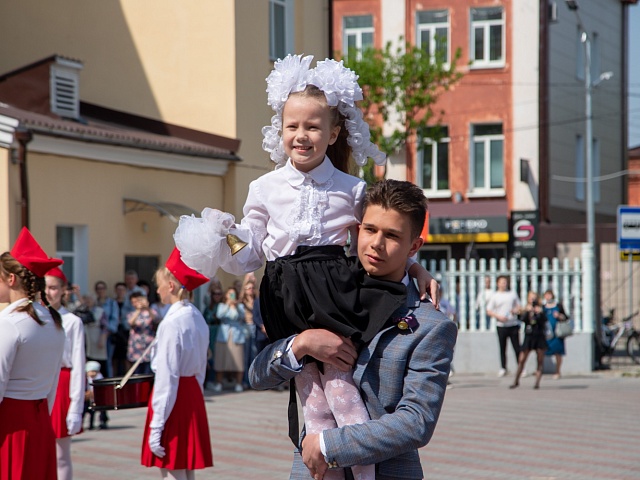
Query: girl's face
281 95 340 173
0 273 11 303
156 274 173 305
45 276 65 309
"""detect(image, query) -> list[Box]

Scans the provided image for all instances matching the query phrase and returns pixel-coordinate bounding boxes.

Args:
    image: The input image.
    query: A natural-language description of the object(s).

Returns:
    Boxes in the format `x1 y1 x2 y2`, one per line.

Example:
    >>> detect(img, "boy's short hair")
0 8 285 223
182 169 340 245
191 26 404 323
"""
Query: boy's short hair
362 179 428 238
129 291 146 300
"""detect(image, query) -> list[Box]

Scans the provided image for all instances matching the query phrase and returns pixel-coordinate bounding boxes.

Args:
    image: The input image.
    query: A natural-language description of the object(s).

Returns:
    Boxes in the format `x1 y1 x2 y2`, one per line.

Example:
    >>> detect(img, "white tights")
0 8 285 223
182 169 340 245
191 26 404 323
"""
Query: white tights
296 362 374 480
160 469 195 480
56 436 73 480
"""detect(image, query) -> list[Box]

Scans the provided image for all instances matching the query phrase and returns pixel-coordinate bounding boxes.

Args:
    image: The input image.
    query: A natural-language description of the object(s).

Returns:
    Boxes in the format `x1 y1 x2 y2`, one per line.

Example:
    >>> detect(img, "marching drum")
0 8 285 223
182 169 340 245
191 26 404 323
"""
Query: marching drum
91 374 154 410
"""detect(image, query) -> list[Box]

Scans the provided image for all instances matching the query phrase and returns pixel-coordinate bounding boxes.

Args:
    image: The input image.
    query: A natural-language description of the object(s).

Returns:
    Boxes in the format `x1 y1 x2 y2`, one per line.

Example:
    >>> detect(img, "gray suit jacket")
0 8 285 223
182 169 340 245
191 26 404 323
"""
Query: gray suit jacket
249 282 457 479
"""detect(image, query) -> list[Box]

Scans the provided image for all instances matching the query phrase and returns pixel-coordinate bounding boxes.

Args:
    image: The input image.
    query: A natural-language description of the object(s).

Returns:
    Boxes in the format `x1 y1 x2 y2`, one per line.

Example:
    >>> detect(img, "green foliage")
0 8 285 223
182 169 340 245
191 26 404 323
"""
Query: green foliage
341 39 463 183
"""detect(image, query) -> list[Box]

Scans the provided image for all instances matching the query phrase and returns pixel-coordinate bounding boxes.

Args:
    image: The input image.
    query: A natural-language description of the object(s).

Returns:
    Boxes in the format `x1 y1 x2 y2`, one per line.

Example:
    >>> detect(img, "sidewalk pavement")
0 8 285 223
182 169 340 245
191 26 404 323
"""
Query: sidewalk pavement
72 369 640 479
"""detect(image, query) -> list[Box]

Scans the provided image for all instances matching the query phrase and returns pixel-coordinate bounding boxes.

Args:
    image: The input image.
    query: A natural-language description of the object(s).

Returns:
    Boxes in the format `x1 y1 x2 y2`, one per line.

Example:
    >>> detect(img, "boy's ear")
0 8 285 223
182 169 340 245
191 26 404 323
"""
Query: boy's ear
408 236 424 258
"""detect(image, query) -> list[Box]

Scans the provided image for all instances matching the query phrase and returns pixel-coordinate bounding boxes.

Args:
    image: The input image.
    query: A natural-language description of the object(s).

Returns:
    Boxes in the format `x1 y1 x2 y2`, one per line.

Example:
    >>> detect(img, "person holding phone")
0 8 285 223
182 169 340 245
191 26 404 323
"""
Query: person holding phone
209 287 246 393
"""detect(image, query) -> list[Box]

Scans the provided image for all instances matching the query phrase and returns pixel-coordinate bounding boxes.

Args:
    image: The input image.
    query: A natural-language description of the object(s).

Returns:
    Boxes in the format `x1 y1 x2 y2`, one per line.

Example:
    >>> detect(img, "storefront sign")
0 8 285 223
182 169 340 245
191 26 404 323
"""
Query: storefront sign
428 216 508 243
509 210 538 259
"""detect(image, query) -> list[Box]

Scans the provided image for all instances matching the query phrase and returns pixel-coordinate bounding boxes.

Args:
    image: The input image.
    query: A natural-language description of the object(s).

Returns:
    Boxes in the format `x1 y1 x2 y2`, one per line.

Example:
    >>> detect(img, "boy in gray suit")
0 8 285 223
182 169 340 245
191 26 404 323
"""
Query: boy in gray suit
249 179 457 480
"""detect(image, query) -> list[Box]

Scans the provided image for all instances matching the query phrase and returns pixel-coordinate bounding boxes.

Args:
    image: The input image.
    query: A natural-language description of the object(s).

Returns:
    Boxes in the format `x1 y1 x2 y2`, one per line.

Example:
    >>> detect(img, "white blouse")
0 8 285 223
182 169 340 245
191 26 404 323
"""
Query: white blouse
59 307 86 416
0 300 65 411
149 301 209 429
226 156 366 274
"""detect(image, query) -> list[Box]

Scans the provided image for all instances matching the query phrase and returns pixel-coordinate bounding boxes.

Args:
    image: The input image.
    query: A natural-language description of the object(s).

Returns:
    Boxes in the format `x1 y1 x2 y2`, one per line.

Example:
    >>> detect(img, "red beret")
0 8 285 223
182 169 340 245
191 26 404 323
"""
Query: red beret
166 247 209 291
45 266 68 285
10 227 63 277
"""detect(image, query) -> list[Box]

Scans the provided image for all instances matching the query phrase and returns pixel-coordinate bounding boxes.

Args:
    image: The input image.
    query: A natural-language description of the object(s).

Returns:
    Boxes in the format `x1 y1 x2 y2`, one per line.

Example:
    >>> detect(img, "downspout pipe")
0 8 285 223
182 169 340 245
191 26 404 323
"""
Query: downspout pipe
15 127 33 229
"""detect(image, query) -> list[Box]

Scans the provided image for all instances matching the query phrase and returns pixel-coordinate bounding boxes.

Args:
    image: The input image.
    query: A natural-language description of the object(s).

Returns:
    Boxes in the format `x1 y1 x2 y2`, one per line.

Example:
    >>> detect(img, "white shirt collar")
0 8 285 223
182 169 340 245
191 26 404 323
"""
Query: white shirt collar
401 273 410 286
281 156 335 187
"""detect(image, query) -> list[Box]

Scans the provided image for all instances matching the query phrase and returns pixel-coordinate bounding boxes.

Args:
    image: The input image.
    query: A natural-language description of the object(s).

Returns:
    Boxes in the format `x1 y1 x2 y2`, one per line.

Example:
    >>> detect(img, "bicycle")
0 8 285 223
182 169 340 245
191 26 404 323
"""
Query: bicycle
600 310 640 365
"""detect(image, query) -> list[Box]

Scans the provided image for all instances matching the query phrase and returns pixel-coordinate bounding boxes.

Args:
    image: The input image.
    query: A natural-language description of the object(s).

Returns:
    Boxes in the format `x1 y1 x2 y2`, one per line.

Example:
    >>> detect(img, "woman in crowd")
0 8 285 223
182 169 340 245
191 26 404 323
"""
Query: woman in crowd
95 280 120 377
543 289 568 379
202 279 223 390
141 248 213 479
510 291 548 390
240 276 258 387
45 267 86 480
210 287 246 393
127 291 160 374
0 227 66 479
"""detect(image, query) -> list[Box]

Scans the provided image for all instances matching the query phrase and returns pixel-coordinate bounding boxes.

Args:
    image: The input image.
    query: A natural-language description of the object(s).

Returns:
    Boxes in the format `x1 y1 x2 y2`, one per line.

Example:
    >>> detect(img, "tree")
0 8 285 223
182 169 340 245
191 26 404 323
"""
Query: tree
342 39 464 184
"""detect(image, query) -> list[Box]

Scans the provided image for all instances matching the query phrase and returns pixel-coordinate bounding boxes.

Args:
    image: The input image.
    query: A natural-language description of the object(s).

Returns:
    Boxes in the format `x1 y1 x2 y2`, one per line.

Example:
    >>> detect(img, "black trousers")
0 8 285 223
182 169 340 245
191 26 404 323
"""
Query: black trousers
497 325 521 369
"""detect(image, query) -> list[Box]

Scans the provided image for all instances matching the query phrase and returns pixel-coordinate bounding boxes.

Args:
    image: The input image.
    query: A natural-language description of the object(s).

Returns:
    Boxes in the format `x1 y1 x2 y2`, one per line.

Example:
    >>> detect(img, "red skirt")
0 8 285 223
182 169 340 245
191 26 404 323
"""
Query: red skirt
0 397 57 479
141 376 213 470
51 367 73 438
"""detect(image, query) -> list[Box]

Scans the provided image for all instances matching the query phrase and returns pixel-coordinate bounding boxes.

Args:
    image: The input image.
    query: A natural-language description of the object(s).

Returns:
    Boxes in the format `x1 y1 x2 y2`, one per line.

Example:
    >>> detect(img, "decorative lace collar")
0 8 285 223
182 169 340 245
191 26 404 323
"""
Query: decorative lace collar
281 156 335 187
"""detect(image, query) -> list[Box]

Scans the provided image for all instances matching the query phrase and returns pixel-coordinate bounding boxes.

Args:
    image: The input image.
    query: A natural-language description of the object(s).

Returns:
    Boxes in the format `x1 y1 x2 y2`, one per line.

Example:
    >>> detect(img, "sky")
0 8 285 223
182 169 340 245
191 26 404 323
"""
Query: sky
630 5 639 148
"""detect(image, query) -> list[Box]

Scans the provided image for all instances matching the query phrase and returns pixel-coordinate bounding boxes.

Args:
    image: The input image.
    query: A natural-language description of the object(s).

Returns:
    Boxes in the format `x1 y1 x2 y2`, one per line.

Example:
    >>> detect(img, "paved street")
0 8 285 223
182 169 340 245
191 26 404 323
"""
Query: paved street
72 369 640 480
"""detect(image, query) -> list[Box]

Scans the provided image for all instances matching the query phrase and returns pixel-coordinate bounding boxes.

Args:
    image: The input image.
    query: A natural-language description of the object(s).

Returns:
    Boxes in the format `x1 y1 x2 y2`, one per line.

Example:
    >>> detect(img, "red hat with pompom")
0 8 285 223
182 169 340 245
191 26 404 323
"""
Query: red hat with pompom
166 247 209 291
10 227 63 277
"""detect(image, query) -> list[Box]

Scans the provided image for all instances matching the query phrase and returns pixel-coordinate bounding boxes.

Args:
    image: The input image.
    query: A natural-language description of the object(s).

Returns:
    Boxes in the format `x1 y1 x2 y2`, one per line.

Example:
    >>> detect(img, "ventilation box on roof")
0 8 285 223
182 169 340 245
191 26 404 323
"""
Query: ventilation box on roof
50 57 83 119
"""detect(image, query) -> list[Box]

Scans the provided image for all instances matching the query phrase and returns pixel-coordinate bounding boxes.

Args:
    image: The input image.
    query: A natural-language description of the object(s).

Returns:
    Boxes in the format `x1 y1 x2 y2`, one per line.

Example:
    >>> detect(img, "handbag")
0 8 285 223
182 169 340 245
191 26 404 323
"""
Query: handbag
555 319 574 339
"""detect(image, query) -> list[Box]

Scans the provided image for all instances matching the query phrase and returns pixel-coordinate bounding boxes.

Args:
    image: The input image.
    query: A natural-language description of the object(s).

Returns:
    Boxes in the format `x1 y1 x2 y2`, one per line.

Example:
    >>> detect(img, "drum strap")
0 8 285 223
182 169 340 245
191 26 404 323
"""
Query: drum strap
118 341 155 390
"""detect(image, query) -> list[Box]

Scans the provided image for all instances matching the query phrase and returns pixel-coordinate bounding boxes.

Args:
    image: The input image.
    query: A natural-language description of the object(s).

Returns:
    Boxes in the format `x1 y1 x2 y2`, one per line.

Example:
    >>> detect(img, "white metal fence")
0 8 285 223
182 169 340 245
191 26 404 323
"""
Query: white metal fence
422 256 585 333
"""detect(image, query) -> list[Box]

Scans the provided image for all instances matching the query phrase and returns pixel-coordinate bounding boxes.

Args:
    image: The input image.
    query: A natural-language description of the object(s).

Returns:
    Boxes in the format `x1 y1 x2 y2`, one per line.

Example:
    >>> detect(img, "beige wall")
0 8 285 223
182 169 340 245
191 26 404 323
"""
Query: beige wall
25 152 224 291
0 0 237 137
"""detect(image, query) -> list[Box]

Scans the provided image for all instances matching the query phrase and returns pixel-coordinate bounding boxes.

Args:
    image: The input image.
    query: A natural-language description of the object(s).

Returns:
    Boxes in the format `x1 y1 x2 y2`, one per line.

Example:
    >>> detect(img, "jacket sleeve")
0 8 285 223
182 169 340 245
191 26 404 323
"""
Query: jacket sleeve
322 318 457 468
248 336 301 390
68 317 86 415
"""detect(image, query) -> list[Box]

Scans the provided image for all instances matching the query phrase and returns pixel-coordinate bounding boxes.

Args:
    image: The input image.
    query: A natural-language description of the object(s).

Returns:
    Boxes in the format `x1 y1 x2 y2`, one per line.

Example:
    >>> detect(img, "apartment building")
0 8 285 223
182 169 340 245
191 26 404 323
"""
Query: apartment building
332 0 635 263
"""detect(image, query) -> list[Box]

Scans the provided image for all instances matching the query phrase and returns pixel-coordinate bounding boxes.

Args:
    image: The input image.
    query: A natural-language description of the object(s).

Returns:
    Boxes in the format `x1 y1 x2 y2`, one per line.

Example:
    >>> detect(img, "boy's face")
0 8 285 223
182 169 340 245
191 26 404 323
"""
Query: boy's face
357 204 423 282
87 370 99 379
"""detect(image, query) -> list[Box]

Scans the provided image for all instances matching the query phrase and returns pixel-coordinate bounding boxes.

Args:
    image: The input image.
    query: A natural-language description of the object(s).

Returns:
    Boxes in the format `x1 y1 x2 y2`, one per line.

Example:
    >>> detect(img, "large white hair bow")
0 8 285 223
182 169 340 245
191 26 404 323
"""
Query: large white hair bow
262 54 386 168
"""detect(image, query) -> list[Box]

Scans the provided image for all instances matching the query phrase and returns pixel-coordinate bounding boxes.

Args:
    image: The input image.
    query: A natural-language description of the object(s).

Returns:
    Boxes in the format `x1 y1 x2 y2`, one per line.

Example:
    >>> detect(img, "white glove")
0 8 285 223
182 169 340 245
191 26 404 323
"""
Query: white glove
66 412 83 435
148 427 166 458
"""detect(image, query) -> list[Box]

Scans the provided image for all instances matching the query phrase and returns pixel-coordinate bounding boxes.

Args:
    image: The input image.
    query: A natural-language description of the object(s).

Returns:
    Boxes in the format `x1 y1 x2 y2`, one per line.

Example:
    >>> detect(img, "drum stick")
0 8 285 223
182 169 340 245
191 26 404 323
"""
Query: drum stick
117 340 155 390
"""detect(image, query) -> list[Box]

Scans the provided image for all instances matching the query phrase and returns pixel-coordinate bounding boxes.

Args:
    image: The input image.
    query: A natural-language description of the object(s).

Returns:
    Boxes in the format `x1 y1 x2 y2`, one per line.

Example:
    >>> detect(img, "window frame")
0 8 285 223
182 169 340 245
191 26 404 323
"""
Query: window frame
269 0 294 61
56 225 89 291
469 7 505 69
416 9 450 65
469 123 505 196
417 127 451 197
342 14 374 60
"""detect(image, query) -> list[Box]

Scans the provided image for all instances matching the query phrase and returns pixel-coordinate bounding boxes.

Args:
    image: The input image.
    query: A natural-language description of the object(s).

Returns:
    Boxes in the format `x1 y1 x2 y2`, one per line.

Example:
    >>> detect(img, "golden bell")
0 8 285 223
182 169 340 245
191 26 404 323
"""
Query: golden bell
397 320 409 330
226 233 248 256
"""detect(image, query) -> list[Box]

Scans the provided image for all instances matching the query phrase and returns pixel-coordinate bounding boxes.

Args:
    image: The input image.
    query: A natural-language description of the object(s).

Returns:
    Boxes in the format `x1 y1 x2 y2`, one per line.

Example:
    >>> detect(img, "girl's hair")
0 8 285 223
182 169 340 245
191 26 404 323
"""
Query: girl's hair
154 267 192 302
239 278 256 304
288 85 356 175
0 252 62 328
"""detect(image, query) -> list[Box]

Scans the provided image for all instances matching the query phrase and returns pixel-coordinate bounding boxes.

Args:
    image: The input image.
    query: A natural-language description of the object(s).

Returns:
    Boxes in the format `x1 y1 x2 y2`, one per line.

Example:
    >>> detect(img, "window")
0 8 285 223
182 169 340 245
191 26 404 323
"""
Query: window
56 225 88 289
470 7 504 68
471 124 504 192
416 10 449 63
269 0 293 60
343 15 374 60
418 126 450 194
575 135 601 202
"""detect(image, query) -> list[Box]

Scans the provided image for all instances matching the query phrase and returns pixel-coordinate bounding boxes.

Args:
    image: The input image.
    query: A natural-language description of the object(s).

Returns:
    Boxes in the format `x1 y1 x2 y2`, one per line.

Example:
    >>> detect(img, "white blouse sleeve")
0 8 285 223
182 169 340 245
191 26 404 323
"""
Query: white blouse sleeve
67 318 86 415
0 321 19 404
150 324 181 430
347 181 366 257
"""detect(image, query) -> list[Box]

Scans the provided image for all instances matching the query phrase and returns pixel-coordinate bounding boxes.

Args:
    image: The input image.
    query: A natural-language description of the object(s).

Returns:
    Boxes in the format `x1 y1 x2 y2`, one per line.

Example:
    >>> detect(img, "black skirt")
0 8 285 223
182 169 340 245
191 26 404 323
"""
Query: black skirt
522 333 548 351
259 245 407 345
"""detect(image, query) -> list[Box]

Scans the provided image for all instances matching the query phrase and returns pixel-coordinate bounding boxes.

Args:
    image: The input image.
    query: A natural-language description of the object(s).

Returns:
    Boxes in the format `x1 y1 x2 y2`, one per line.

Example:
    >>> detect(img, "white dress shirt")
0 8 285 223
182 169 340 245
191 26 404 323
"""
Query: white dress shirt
225 156 366 274
0 299 65 411
149 301 209 429
59 307 86 415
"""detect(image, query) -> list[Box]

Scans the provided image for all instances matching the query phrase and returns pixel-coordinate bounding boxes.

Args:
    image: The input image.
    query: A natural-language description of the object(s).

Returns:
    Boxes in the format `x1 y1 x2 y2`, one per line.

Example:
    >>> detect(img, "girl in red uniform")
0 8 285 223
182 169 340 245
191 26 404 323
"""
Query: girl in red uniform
141 248 212 480
45 266 86 480
0 227 66 479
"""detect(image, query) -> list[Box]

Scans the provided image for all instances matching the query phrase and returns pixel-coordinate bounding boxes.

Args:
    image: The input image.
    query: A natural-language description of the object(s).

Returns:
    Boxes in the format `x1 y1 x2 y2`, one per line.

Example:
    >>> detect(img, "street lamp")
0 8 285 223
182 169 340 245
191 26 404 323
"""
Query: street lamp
565 0 611 346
